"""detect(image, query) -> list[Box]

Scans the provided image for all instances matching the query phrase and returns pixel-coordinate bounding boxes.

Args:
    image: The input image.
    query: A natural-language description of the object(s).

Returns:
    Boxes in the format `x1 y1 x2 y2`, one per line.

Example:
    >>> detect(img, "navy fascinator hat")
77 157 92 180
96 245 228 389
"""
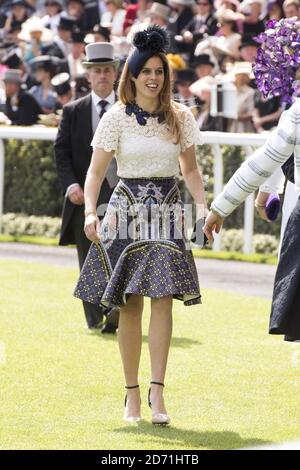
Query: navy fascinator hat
128 25 169 78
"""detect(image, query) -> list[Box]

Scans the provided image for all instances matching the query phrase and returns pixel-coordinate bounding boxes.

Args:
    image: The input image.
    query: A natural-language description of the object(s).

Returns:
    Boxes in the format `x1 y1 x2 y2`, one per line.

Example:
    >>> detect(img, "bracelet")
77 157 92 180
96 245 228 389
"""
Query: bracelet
84 210 97 218
254 201 265 209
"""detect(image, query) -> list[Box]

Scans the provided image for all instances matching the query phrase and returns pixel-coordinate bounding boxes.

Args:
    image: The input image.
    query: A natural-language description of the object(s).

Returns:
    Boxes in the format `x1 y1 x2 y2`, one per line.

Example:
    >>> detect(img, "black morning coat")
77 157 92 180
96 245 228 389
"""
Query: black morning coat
54 93 116 245
5 90 42 125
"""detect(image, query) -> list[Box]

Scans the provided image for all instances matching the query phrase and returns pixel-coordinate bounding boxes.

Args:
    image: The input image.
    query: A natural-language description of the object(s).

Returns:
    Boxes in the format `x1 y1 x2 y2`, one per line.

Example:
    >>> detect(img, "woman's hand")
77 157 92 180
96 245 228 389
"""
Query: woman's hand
84 214 101 243
255 204 271 222
254 191 272 223
203 211 224 242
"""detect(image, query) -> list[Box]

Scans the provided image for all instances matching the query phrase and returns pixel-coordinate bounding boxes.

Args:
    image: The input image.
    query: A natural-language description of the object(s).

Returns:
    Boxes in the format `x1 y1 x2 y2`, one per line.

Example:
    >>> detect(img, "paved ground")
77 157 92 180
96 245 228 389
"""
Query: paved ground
0 242 276 299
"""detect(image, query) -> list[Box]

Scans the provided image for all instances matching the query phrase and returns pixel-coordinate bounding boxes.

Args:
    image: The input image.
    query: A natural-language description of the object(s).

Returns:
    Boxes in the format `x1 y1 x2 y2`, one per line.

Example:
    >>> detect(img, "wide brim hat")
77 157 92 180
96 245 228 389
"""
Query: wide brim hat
150 3 172 21
216 8 245 23
1 50 22 68
215 0 240 9
189 76 217 97
11 0 26 7
211 42 236 58
29 55 56 69
18 17 53 42
82 42 119 67
226 61 254 79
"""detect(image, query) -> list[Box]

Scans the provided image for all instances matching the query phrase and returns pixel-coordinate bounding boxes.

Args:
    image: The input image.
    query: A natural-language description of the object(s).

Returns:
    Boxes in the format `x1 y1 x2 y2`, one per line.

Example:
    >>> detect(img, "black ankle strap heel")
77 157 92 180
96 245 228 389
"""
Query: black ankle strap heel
148 381 170 425
148 382 165 408
124 384 139 407
124 385 141 423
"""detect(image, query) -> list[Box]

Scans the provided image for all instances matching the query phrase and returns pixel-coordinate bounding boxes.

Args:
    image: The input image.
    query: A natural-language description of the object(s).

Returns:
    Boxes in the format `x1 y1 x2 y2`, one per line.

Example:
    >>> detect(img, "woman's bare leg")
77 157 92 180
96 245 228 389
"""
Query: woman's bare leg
118 294 144 419
148 295 173 416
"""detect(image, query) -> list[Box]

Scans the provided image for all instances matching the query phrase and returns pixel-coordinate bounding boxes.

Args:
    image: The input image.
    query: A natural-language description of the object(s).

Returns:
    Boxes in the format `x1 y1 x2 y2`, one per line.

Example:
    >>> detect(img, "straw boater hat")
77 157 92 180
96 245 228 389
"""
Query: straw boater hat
82 42 119 68
149 3 171 21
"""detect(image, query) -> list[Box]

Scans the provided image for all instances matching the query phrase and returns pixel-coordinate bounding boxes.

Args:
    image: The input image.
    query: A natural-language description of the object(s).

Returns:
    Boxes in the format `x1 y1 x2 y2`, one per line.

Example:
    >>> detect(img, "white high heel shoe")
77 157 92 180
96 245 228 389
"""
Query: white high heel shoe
123 384 141 423
148 381 170 426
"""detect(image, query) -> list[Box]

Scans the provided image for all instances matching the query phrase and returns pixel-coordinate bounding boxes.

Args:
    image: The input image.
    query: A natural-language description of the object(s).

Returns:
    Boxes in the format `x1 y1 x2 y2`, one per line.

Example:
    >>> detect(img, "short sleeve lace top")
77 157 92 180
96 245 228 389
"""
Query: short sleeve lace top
91 102 203 178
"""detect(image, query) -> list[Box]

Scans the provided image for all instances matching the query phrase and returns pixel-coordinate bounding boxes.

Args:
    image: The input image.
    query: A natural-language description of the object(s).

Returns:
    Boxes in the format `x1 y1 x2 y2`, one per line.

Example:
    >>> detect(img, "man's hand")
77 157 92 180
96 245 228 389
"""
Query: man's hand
68 184 84 205
84 214 101 243
203 211 224 242
183 31 193 43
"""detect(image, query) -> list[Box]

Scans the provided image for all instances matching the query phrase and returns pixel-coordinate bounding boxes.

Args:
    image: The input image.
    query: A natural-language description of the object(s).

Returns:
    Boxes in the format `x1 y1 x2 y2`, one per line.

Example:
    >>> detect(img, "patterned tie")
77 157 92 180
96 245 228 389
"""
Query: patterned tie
98 99 108 119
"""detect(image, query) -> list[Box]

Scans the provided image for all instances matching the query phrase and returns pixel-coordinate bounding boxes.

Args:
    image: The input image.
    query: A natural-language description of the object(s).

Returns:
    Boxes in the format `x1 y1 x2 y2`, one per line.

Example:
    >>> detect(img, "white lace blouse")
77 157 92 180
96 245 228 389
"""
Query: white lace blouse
91 102 203 178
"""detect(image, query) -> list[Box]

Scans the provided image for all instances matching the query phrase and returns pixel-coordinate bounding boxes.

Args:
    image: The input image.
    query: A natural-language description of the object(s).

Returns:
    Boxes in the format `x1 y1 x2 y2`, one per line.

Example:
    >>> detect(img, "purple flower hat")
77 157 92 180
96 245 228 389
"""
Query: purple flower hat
253 18 300 105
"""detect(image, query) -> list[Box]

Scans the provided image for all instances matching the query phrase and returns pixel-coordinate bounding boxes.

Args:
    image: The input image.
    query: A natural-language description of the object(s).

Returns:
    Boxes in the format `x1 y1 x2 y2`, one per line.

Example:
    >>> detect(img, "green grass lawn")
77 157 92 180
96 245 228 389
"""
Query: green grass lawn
0 259 299 450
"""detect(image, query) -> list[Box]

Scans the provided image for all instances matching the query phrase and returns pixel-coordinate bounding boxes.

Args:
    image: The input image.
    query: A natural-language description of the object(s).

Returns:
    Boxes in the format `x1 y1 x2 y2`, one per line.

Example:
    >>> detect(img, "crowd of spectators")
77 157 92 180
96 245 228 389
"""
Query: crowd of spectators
0 0 299 130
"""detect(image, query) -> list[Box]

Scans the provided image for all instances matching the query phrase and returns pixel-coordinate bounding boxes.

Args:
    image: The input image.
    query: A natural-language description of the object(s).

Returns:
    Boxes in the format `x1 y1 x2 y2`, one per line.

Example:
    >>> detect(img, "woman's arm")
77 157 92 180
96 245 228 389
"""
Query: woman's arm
178 145 207 220
204 101 299 240
84 147 114 243
211 101 298 218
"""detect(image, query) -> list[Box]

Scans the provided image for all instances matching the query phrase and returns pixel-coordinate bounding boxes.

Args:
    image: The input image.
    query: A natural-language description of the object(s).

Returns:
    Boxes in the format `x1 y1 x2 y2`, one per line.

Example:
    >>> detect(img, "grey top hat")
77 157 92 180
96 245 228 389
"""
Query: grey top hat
167 0 195 6
82 42 119 67
3 68 23 83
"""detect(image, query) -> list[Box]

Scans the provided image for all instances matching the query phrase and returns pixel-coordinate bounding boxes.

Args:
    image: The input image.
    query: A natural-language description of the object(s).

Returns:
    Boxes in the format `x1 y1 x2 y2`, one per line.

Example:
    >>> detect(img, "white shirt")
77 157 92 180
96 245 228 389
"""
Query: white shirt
91 89 115 114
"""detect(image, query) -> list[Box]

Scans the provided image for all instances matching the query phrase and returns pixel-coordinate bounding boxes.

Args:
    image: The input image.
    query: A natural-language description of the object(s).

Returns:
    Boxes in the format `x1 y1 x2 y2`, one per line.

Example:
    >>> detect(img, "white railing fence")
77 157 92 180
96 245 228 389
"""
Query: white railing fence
0 127 268 252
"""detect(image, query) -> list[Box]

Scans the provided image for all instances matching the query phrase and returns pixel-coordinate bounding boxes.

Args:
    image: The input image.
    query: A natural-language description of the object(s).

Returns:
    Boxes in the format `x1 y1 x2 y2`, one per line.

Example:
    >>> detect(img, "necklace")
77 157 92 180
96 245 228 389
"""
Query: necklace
125 102 164 126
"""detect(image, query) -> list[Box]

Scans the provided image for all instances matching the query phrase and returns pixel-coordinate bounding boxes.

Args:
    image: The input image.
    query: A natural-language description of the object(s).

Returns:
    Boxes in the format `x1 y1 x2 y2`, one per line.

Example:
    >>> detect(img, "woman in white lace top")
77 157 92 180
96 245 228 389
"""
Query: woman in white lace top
74 25 207 425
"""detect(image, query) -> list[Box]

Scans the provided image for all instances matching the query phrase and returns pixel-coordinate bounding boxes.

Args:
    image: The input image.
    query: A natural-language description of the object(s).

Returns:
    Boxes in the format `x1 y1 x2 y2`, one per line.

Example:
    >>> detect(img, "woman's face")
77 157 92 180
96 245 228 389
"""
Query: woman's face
235 73 249 88
131 56 165 102
196 1 211 15
35 68 50 83
45 2 61 16
219 20 234 35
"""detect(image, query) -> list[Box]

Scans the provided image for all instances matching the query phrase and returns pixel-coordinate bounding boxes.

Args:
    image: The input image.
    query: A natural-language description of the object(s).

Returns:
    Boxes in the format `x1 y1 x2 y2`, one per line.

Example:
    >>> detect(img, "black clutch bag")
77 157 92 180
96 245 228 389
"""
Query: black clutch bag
190 217 209 247
281 154 295 184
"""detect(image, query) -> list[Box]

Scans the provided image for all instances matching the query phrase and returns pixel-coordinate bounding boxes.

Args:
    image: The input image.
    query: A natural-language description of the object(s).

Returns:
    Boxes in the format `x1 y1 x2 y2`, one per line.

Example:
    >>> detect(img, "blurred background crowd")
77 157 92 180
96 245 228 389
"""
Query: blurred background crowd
0 0 299 131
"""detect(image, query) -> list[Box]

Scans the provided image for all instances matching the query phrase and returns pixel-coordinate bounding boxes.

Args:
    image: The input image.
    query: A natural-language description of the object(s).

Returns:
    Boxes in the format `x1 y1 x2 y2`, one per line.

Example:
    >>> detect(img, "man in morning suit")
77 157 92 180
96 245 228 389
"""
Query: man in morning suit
54 42 120 332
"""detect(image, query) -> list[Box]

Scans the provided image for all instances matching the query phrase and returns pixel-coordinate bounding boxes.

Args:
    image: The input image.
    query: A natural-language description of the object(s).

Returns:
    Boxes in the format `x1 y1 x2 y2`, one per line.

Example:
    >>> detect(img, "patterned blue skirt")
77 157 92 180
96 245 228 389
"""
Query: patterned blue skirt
73 177 201 308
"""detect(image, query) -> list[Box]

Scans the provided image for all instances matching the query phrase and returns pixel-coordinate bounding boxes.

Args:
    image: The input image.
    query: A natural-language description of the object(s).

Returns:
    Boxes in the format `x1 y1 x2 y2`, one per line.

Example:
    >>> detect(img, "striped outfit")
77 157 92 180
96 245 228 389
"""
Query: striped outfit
211 99 300 341
212 99 300 218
